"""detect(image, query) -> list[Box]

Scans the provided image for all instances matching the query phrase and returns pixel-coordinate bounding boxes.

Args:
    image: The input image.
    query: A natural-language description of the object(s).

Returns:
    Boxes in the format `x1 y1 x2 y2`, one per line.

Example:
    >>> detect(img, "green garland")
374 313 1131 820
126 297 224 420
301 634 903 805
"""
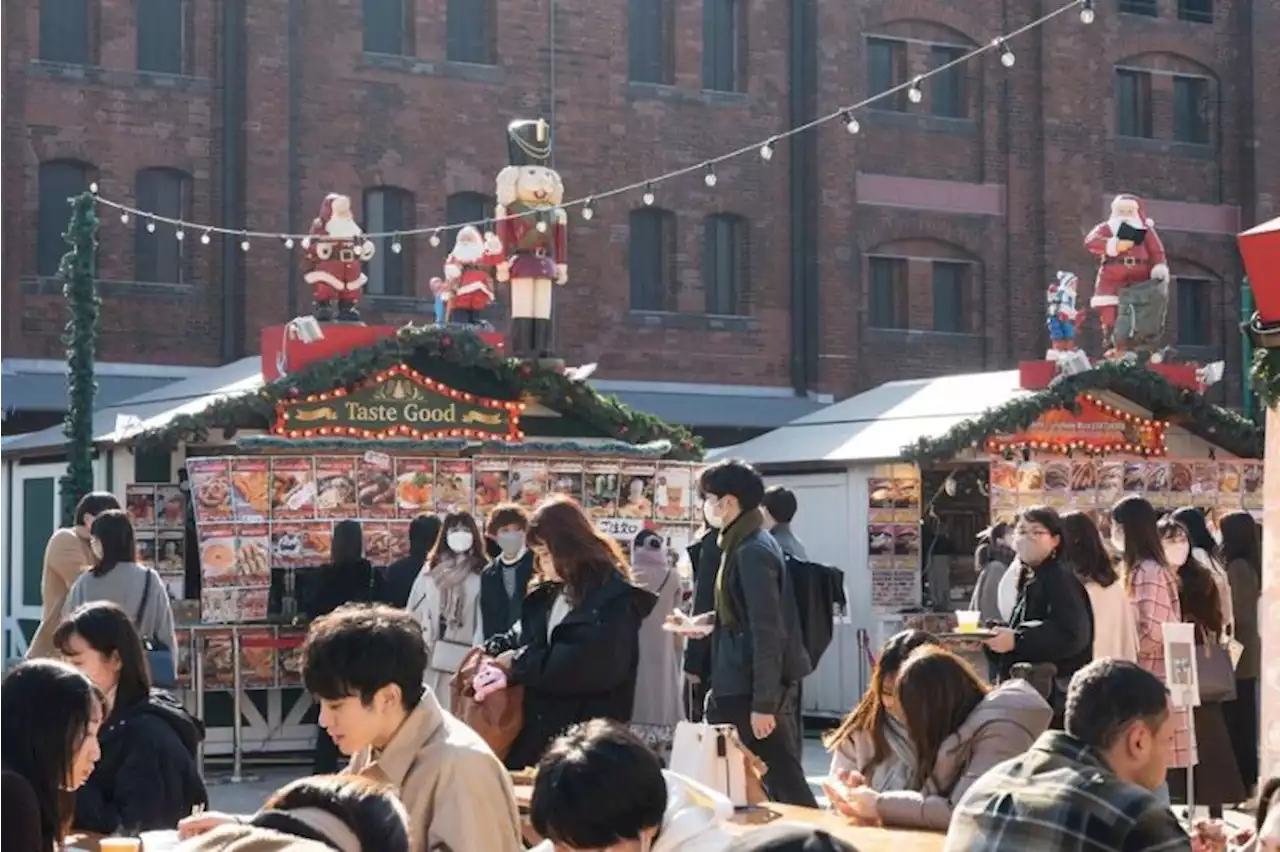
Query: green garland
60 192 100 526
902 361 1264 462
133 325 705 461
1250 347 1280 410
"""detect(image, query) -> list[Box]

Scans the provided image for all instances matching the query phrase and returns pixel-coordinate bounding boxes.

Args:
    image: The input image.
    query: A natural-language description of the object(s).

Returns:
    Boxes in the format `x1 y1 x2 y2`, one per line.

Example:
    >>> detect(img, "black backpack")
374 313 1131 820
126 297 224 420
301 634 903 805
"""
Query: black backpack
784 554 847 669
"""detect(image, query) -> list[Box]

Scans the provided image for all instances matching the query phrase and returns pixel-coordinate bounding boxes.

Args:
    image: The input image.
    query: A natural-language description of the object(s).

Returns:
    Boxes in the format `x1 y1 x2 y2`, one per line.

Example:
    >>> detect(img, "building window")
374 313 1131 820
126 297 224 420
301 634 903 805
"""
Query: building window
137 0 185 74
867 37 907 111
1115 69 1153 138
868 256 908 329
629 208 677 312
40 0 92 64
446 0 496 64
929 45 966 119
444 191 493 244
1177 0 1213 22
628 0 675 84
702 214 748 315
135 168 191 284
364 187 415 296
702 0 746 92
1172 75 1210 144
1118 0 1158 15
1176 277 1212 346
37 160 94 277
364 0 413 56
932 262 967 332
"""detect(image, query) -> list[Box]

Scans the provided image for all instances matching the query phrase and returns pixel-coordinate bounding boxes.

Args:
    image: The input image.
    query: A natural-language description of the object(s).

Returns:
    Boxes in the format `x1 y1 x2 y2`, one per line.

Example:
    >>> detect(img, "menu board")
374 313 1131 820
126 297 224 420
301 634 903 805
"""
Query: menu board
187 454 705 623
124 482 189 599
866 464 923 611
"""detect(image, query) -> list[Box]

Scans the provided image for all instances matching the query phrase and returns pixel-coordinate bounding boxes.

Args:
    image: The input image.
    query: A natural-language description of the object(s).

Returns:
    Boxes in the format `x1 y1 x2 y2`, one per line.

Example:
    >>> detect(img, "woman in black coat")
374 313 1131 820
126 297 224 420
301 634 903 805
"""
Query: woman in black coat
485 498 656 771
55 602 206 833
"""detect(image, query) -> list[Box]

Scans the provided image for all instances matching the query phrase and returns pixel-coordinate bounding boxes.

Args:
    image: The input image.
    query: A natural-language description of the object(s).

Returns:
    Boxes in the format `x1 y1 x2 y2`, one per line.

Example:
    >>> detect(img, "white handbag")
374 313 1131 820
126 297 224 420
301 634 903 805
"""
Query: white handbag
669 721 767 808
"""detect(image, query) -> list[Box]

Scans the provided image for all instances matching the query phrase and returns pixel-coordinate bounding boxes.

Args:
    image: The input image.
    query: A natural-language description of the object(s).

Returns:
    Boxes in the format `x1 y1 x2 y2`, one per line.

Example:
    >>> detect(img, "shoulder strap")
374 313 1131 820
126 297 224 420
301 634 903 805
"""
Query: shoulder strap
135 568 152 626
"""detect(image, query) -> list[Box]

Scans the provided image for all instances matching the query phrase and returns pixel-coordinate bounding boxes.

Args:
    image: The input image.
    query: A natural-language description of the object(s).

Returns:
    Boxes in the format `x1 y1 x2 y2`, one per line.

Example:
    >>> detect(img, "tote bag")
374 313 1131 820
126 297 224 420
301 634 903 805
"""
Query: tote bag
669 721 767 808
450 648 523 761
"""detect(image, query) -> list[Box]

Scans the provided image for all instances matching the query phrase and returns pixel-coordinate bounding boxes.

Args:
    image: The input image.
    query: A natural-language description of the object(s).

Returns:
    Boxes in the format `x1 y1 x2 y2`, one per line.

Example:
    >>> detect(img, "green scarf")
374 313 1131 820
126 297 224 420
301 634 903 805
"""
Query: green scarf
713 508 763 629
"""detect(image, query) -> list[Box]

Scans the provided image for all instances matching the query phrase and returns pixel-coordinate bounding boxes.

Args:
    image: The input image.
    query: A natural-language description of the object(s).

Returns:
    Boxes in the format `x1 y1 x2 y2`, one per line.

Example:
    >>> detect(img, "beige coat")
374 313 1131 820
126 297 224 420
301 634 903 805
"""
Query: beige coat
27 527 95 658
177 823 335 852
348 687 523 852
1084 578 1139 663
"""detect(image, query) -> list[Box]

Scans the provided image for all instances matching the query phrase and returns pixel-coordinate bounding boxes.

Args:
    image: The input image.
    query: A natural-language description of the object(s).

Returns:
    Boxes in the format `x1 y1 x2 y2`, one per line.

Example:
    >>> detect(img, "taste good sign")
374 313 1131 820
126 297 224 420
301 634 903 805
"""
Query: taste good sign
273 364 523 442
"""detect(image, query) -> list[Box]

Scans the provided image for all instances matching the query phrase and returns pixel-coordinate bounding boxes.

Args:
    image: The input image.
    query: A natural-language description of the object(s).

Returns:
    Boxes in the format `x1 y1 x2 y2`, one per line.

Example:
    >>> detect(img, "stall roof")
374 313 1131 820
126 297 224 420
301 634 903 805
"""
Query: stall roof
1 359 211 414
717 371 1026 466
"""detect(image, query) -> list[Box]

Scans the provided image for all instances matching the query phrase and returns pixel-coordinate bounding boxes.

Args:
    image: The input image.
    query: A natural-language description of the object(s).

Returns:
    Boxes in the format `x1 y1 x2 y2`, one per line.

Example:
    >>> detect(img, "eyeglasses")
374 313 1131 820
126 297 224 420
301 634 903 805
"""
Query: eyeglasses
1014 526 1052 538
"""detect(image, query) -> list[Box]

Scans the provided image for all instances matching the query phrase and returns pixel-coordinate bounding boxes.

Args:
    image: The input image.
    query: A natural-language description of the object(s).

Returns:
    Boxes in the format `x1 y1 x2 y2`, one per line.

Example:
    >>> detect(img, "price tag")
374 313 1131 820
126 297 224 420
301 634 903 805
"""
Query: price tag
286 480 317 511
363 450 393 470
598 517 643 540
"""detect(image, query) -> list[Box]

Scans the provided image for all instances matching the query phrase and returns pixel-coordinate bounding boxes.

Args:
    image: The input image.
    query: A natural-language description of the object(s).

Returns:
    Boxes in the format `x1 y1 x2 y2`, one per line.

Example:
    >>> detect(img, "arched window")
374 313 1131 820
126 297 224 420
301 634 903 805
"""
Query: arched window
629 208 677 312
37 160 95 277
702 213 748 315
363 186 415 296
135 168 192 284
40 0 93 65
1115 53 1217 145
866 239 978 332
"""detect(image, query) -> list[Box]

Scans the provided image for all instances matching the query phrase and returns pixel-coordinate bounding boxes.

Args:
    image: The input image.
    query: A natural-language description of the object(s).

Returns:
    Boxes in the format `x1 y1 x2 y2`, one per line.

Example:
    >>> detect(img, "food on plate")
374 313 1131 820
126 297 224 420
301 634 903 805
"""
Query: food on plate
358 468 395 505
1097 464 1123 492
869 530 893 555
196 476 230 509
397 472 433 508
1145 465 1169 492
869 484 894 505
1017 465 1044 492
509 768 538 786
1243 464 1262 493
202 542 235 573
365 529 396 564
1193 464 1218 492
1044 464 1070 491
232 471 270 511
1169 463 1193 492
1218 467 1240 493
1122 465 1145 492
990 465 1018 491
272 472 313 510
1070 462 1097 491
238 540 270 575
894 527 920 554
316 475 355 509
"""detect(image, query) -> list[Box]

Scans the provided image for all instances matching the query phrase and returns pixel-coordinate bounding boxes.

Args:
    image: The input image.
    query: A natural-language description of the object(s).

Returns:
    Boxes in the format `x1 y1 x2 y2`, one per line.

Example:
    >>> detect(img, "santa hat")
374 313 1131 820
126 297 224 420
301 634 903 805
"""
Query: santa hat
315 193 345 223
1056 270 1078 288
1111 193 1154 227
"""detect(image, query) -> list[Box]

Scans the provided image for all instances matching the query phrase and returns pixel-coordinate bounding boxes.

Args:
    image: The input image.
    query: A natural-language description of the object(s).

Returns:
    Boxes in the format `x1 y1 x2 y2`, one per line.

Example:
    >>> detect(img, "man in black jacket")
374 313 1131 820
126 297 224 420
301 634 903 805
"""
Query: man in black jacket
697 460 816 807
378 514 440 608
682 527 720 722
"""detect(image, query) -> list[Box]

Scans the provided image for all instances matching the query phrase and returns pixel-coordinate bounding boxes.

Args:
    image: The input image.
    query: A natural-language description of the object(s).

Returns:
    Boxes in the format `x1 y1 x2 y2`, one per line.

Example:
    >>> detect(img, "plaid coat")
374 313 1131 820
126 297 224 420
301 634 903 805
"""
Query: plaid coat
1129 559 1196 768
944 732 1191 851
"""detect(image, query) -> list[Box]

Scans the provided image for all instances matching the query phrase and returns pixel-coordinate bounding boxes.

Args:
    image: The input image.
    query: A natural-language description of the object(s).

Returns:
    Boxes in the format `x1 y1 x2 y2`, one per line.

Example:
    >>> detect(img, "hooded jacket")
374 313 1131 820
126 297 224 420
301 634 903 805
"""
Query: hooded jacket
630 541 684 731
176 823 339 852
75 690 207 834
531 771 736 852
874 679 1053 831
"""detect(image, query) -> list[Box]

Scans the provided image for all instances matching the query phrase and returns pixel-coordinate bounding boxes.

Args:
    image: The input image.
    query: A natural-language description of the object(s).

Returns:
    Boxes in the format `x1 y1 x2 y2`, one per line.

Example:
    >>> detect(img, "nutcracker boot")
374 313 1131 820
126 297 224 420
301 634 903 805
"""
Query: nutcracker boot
313 300 336 322
337 298 361 323
509 318 531 359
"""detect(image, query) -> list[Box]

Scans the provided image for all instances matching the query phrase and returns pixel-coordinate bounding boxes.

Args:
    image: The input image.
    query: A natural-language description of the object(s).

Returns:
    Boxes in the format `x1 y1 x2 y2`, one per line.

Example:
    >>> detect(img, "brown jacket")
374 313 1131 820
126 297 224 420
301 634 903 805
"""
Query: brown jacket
177 823 335 852
27 527 95 658
348 688 522 852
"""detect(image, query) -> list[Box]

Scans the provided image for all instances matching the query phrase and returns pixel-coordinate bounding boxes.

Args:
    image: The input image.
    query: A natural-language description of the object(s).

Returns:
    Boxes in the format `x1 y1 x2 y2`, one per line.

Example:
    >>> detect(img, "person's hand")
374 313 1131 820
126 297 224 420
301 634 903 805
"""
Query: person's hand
684 672 702 685
1190 820 1228 852
750 712 776 739
1116 239 1135 252
178 812 239 840
843 787 881 823
691 612 715 627
822 779 855 817
984 626 1016 654
835 768 868 789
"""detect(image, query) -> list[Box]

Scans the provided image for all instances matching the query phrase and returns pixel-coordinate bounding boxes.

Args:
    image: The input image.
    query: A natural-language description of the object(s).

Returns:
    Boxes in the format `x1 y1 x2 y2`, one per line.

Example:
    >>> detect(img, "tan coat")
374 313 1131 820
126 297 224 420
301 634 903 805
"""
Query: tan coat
177 823 335 852
348 687 523 852
27 527 95 658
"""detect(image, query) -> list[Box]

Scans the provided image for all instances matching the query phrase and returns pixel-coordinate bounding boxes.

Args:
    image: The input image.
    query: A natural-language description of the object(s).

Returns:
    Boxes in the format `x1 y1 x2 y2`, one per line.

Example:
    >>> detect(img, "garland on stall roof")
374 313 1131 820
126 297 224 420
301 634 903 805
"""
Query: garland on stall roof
131 324 705 460
1250 347 1280 409
902 361 1263 463
60 193 101 526
237 435 676 458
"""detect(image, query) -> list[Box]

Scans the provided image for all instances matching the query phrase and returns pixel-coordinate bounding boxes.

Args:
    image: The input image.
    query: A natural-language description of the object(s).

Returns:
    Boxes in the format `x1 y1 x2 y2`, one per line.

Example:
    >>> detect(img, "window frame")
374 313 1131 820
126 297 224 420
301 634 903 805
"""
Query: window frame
629 207 677 313
1175 276 1213 346
445 0 496 65
37 160 95 279
930 261 970 333
364 0 414 57
702 213 748 316
1172 74 1211 145
628 0 675 84
363 187 416 297
134 167 192 285
39 0 94 65
866 36 907 112
928 44 967 119
1115 68 1154 139
136 0 186 74
1177 0 1213 22
1118 0 1159 16
702 0 747 93
867 255 909 330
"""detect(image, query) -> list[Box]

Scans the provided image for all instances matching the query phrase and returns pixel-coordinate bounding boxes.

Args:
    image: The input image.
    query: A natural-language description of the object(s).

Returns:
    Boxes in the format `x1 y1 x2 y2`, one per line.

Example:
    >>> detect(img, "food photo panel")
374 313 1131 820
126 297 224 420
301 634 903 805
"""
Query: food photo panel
314 456 359 519
188 458 233 522
270 458 317 520
356 453 396 519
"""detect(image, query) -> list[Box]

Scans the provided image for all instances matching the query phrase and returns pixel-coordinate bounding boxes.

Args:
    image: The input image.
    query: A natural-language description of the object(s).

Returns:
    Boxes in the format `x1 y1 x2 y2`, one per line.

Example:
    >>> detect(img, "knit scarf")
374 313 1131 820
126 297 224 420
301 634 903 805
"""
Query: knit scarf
713 508 763 629
431 554 477 633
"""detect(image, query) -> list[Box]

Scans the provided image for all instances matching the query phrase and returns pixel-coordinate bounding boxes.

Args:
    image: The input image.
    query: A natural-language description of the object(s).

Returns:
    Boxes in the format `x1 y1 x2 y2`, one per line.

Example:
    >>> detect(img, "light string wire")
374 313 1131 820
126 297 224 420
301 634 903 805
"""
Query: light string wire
87 0 1088 244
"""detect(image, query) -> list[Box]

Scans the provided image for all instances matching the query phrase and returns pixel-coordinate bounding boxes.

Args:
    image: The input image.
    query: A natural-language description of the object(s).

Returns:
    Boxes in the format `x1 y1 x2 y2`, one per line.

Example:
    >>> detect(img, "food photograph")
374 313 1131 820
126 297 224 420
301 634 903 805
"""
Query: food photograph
314 457 359 518
126 485 157 528
356 457 396 518
189 459 234 521
200 533 237 585
231 459 271 520
157 484 187 529
271 458 317 519
235 526 272 585
1043 462 1071 492
396 459 435 517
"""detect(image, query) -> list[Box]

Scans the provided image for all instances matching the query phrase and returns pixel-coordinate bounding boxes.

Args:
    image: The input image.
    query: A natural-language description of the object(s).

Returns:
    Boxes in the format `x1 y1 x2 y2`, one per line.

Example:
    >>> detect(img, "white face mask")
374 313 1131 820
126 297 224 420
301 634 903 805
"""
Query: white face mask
446 530 474 554
702 497 724 529
1162 541 1189 567
1013 536 1051 566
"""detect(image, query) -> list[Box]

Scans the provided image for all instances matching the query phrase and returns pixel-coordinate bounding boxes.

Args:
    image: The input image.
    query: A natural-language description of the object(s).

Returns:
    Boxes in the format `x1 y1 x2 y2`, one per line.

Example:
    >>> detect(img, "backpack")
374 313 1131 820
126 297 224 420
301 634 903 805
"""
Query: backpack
784 554 847 669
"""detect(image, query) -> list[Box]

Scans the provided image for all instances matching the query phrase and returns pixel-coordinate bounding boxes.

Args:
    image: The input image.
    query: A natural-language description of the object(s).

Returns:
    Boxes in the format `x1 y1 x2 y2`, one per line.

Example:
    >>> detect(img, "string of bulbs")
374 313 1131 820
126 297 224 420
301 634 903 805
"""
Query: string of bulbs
85 0 1094 254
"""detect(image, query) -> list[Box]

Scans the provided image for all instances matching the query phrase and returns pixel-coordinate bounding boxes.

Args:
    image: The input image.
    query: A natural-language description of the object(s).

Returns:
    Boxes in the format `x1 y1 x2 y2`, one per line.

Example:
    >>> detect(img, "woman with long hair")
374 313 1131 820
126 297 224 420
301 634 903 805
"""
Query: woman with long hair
1 660 103 852
627 529 684 761
1111 495 1194 796
483 496 657 770
1060 511 1137 663
981 506 1092 726
1156 519 1247 815
1171 507 1234 635
824 630 938 794
63 509 178 666
55 602 206 833
1218 510 1263 792
969 522 1014 624
408 511 487 712
828 647 1051 831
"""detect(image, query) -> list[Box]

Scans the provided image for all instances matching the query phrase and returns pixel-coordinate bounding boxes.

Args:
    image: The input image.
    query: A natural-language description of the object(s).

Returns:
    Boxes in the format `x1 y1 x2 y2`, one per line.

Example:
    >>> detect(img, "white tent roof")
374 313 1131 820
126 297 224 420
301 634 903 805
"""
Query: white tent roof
717 370 1027 466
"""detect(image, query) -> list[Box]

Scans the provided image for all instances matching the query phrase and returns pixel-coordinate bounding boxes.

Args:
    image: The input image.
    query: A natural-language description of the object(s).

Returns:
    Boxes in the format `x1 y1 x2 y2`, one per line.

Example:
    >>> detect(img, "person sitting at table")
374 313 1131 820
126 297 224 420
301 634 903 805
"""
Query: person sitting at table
826 646 1051 832
55 601 207 833
1 659 104 852
824 629 939 792
528 719 736 852
178 774 410 852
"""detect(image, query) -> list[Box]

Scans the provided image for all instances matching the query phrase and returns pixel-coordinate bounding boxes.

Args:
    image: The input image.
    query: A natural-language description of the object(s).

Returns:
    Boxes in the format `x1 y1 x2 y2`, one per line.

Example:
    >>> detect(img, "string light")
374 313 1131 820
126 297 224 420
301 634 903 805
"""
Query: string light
145 219 156 233
175 229 185 242
200 230 211 245
120 212 130 225
89 182 99 194
240 235 250 252
391 235 403 253
581 198 595 220
283 236 295 249
86 0 1086 243
535 219 548 233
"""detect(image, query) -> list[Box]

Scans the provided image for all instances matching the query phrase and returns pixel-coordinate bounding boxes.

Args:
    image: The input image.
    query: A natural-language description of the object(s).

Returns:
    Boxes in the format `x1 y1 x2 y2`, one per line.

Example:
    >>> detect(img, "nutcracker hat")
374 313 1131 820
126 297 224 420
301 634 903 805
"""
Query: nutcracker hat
506 118 553 167
1111 193 1154 227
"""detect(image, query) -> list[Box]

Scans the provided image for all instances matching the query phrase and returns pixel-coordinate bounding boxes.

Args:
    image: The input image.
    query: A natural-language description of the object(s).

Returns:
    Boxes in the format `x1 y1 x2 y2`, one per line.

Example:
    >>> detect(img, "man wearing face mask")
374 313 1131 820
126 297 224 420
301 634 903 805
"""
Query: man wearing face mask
480 504 536 640
694 459 817 807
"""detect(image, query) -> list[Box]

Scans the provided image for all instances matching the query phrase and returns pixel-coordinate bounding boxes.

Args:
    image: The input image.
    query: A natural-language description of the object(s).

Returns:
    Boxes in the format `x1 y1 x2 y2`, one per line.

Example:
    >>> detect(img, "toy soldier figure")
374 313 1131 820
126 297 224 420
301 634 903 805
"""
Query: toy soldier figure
303 193 376 322
494 118 568 360
1084 194 1171 361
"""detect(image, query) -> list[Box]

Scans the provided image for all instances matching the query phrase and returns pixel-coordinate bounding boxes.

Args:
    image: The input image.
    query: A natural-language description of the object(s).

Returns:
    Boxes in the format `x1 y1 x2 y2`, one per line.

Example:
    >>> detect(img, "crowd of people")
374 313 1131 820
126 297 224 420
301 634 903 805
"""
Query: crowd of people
0 461 1275 852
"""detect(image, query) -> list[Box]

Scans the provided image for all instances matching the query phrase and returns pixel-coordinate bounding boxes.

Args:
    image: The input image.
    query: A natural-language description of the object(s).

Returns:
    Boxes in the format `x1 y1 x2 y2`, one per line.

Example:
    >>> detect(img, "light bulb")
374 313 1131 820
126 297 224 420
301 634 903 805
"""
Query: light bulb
120 212 130 224
704 167 717 188
907 79 923 103
759 141 774 161
89 182 99 194
175 230 185 241
146 220 156 233
301 237 311 250
1080 1 1095 24
998 41 1015 67
284 237 294 249
391 240 402 254
582 203 594 220
240 238 250 252
429 231 441 247
642 185 655 206
200 231 211 245
536 220 548 233
845 114 860 135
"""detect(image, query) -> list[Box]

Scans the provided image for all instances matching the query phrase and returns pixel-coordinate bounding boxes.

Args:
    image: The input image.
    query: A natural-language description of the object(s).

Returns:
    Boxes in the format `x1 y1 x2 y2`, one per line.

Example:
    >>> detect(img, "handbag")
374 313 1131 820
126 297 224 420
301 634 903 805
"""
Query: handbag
451 648 523 761
668 721 768 808
135 571 177 689
1197 639 1237 703
431 638 474 675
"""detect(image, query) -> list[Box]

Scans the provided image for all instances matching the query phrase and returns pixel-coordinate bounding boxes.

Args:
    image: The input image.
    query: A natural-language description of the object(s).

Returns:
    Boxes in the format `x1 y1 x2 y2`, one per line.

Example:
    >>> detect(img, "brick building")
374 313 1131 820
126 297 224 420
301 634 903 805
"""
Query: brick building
3 0 1277 439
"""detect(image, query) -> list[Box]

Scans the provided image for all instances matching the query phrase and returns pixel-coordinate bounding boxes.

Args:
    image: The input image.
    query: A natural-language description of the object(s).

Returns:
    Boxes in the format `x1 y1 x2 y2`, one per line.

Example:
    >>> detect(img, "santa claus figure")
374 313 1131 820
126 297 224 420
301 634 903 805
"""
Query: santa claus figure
1084 194 1171 360
303 193 376 322
494 118 568 359
1047 270 1082 360
442 226 505 326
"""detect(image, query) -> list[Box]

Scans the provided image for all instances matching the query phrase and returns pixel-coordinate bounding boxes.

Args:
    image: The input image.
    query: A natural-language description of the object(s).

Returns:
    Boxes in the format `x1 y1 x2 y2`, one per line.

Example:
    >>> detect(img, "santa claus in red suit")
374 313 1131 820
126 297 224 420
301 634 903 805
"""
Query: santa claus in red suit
303 193 376 323
494 118 568 360
1084 194 1171 359
442 226 505 326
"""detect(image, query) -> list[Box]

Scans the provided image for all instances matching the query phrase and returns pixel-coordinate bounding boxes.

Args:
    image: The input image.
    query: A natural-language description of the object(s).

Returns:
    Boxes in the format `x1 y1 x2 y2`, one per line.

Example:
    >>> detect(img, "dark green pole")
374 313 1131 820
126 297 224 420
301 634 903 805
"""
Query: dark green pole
60 191 100 526
1242 278 1255 419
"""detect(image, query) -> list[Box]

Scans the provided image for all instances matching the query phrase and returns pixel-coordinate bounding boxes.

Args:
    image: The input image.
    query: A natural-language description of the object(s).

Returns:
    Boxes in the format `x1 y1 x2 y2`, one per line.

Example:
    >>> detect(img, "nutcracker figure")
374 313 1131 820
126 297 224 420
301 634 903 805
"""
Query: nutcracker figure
303 193 376 322
494 118 568 359
443 226 505 326
1046 270 1082 360
1084 194 1171 360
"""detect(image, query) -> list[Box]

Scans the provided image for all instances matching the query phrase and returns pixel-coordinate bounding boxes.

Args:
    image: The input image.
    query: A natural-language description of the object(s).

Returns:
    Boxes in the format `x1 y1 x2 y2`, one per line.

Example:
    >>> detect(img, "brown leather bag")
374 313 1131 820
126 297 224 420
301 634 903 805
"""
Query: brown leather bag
450 647 524 761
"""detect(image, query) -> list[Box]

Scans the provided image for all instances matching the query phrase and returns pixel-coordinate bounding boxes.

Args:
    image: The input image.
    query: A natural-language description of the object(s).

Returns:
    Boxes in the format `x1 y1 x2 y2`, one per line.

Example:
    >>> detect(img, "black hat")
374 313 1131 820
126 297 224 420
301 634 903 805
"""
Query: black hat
507 118 553 167
726 825 861 852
